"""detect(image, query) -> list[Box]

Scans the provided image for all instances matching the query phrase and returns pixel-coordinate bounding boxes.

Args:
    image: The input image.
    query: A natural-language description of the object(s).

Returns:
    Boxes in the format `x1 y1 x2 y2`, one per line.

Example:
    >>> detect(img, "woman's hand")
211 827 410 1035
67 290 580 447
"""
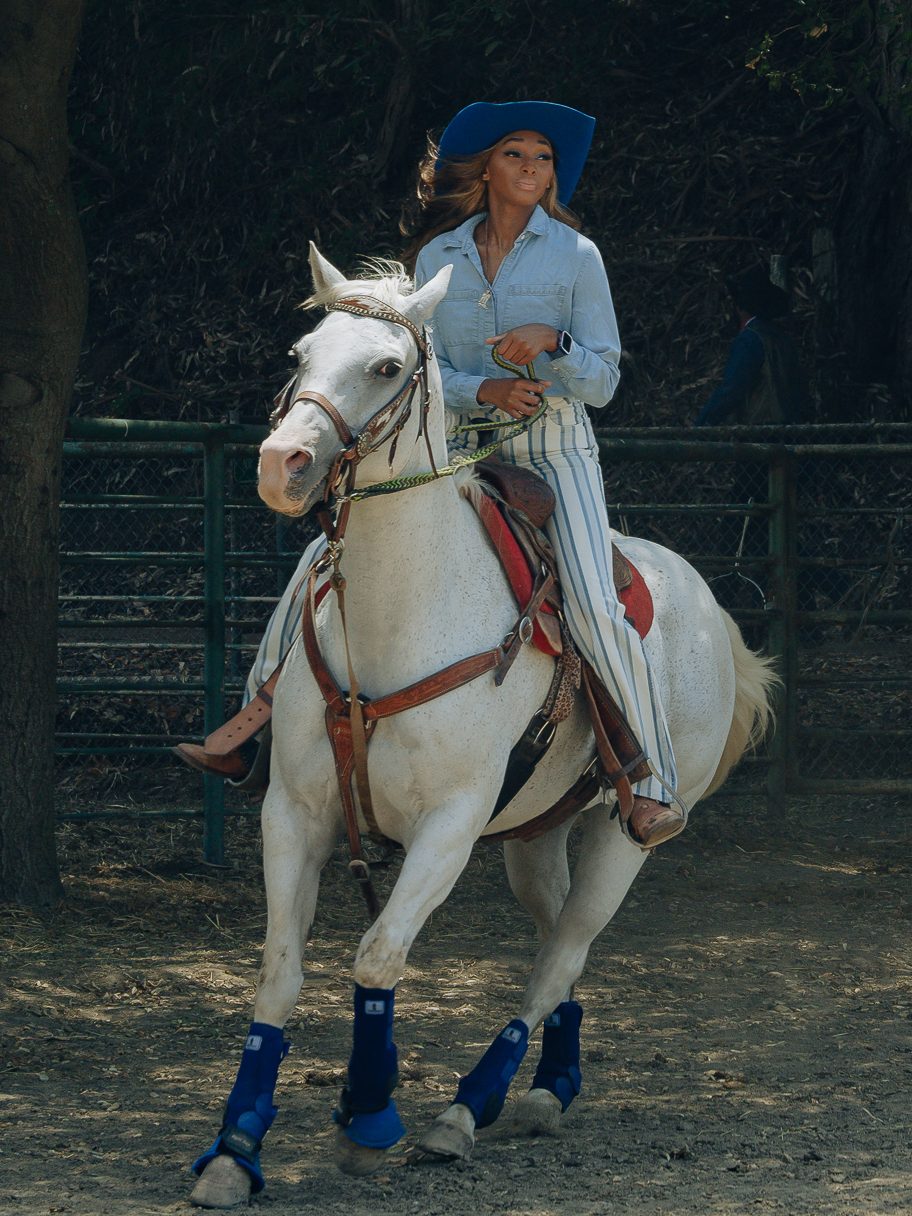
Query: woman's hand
477 376 551 419
486 323 559 365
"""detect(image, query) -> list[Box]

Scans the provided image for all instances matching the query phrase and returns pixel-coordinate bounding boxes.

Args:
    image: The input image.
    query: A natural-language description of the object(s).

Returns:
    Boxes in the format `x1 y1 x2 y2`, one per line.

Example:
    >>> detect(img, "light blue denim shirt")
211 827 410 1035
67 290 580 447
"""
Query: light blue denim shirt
414 205 621 416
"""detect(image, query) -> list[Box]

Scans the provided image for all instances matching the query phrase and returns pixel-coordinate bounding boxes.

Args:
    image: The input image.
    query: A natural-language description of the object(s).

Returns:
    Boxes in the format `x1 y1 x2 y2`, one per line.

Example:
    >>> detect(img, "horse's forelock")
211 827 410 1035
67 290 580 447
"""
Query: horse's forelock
301 259 413 313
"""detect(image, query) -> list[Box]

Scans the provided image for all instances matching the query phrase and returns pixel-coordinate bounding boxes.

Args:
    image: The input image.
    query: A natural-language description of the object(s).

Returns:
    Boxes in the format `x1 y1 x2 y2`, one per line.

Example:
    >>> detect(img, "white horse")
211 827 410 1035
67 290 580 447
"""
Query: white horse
190 246 775 1207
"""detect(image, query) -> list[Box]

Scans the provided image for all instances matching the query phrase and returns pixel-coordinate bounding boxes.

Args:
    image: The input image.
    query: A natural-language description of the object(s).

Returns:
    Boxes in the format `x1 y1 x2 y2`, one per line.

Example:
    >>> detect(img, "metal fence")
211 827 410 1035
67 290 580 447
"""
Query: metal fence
59 418 912 861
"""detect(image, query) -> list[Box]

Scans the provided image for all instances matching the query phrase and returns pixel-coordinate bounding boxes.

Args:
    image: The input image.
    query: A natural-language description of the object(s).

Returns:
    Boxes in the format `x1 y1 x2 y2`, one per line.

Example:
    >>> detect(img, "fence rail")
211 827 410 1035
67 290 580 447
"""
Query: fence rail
59 418 912 861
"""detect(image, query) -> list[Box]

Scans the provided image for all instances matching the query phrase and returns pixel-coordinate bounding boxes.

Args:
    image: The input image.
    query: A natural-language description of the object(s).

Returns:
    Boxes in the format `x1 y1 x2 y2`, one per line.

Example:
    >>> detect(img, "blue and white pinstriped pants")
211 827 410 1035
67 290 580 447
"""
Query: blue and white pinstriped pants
492 397 676 801
244 398 677 801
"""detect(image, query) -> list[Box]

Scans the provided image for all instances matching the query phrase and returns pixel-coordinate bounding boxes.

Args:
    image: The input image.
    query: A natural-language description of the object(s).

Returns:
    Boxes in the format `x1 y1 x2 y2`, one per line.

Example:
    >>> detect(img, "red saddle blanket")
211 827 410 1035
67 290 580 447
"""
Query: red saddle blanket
312 495 654 650
475 494 653 651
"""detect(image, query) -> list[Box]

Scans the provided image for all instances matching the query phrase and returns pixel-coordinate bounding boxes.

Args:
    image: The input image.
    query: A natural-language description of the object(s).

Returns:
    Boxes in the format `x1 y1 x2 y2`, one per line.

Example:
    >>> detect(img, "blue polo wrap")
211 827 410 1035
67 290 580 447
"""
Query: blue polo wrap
332 984 405 1149
530 1000 582 1111
191 1021 289 1193
454 1018 529 1128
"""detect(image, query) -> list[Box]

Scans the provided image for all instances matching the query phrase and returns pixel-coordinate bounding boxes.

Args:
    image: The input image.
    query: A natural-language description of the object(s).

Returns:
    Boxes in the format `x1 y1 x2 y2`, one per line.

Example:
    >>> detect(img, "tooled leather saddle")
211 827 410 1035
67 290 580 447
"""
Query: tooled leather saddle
471 457 654 837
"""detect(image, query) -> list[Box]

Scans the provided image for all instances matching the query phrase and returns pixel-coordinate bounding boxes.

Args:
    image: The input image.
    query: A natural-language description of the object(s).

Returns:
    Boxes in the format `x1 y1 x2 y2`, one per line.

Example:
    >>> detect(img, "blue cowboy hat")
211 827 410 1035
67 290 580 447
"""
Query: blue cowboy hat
437 101 596 205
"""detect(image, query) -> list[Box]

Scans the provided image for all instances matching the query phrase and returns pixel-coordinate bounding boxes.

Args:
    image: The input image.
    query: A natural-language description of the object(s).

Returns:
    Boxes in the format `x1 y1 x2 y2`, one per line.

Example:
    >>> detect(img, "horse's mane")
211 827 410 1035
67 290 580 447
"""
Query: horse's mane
302 259 413 312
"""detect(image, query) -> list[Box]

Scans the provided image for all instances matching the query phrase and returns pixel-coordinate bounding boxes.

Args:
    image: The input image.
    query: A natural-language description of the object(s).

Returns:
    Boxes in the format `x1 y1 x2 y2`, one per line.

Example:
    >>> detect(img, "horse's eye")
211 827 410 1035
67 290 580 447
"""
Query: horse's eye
376 361 402 380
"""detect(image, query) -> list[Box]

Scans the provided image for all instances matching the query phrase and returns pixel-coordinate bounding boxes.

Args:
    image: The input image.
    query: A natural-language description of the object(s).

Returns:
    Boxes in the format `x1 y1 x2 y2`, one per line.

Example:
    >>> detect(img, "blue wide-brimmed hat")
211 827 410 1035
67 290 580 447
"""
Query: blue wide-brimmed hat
437 101 596 205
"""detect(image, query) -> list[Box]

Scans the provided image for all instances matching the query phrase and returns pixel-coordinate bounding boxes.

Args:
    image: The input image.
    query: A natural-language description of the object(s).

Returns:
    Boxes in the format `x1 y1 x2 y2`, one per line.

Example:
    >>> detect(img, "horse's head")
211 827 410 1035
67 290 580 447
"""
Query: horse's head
258 243 452 516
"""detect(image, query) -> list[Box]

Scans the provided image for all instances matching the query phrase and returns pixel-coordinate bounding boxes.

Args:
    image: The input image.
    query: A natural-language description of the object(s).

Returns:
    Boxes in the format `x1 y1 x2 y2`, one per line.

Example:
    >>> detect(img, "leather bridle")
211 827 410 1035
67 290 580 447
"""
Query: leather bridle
269 295 437 506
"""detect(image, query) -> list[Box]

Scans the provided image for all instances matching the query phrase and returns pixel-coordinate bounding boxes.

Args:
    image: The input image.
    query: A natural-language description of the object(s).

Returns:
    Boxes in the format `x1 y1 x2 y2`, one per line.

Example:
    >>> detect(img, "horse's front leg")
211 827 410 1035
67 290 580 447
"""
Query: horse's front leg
190 788 338 1209
333 797 485 1177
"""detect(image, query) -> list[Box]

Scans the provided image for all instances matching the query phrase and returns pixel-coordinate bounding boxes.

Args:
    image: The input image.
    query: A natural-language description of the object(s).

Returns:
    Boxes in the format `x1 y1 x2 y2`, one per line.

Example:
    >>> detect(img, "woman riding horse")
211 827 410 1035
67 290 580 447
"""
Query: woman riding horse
177 100 685 850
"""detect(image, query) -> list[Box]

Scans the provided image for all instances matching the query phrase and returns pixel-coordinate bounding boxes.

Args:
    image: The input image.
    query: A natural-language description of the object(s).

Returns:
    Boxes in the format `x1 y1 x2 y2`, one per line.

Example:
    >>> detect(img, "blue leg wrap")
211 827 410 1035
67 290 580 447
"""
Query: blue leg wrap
332 985 406 1150
530 1000 583 1112
192 1022 290 1194
454 1019 529 1129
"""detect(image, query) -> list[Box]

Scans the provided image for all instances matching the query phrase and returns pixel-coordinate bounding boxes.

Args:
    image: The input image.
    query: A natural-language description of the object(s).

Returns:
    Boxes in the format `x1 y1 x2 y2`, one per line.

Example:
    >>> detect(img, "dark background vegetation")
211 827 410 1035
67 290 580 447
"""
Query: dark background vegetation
69 0 912 430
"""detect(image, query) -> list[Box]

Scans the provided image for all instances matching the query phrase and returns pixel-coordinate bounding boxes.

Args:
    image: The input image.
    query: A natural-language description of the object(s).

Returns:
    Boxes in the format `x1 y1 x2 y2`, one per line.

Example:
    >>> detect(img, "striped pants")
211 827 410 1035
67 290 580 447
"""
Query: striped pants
245 398 677 801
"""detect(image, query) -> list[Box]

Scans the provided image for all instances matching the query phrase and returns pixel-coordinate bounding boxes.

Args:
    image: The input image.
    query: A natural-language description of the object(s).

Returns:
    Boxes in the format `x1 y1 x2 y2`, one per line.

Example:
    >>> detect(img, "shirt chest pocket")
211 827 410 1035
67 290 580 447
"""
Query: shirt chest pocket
437 288 485 348
502 283 567 333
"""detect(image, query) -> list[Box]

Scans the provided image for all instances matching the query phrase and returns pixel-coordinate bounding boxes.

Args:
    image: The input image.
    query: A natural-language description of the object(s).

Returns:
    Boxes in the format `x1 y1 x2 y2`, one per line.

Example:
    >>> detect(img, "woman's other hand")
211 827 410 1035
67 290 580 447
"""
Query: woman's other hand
476 376 551 418
486 324 559 365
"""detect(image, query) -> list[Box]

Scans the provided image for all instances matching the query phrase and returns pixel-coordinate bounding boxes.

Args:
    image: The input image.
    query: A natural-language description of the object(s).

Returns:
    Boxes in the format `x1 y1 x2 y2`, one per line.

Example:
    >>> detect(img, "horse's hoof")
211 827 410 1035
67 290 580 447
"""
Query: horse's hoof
511 1087 563 1136
333 1126 389 1176
190 1154 252 1208
414 1107 475 1162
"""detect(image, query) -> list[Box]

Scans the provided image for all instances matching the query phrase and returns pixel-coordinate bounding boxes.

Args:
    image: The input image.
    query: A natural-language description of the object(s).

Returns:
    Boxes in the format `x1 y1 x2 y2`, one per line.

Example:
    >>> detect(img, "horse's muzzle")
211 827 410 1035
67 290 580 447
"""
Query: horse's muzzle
258 441 315 511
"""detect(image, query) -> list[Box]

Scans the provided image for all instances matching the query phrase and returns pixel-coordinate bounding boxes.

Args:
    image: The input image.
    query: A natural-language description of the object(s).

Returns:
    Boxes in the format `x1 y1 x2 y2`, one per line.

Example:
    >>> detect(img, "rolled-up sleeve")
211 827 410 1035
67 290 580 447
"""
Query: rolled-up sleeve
548 243 621 408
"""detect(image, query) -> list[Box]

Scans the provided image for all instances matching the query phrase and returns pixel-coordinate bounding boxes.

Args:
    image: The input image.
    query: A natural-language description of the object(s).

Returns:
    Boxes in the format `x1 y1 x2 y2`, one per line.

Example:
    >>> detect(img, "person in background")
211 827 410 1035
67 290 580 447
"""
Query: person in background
695 266 810 427
695 265 818 645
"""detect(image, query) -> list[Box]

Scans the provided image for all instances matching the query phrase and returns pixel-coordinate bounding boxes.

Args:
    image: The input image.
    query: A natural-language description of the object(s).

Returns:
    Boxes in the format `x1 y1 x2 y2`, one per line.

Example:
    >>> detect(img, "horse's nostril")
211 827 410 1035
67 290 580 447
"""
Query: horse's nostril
287 450 312 475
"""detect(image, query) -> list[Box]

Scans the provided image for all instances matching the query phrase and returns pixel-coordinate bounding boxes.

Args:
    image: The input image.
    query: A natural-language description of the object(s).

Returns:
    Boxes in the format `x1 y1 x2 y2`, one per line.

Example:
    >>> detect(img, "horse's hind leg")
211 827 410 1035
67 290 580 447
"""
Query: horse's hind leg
503 825 578 1135
418 804 646 1159
414 823 573 1163
514 803 646 1133
190 790 337 1208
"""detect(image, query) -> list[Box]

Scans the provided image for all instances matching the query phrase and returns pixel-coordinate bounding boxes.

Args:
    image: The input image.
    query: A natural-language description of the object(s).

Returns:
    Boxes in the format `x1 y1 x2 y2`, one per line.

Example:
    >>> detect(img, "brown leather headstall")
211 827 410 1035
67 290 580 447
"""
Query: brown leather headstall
268 295 434 505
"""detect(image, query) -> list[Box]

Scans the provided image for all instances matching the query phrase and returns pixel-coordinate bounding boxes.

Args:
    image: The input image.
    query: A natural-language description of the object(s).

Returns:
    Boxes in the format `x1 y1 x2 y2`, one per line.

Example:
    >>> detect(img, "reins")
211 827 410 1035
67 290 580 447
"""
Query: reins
332 348 548 505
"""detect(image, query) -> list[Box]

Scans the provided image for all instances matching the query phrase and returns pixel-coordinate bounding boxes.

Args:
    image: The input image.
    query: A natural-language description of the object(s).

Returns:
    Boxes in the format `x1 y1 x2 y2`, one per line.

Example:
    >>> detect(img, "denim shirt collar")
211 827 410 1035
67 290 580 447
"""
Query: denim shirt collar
441 205 551 253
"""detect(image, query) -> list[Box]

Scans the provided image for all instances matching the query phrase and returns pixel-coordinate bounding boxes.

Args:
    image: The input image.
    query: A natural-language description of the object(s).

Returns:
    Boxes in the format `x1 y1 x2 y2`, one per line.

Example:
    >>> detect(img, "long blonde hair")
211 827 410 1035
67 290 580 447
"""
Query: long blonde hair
400 135 582 266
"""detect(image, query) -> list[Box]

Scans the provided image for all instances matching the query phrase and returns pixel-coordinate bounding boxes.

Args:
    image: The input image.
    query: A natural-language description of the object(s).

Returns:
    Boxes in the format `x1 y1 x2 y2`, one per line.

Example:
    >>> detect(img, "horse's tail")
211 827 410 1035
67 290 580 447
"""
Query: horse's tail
704 609 779 797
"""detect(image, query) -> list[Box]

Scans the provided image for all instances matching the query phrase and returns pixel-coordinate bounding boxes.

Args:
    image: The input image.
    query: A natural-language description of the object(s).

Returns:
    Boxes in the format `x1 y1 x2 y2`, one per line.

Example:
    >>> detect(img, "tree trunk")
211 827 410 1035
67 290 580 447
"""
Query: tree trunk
831 0 912 418
369 0 428 183
0 2 87 906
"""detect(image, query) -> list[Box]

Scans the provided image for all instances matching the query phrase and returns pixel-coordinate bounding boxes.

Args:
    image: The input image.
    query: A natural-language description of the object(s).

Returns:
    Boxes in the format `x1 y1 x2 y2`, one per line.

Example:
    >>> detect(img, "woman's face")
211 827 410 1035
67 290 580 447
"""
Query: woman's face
483 129 555 209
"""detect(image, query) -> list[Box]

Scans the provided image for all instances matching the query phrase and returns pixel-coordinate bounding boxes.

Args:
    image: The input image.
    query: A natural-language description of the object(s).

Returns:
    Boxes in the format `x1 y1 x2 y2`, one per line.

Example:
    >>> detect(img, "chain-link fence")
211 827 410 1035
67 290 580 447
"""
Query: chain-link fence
59 419 912 860
599 425 912 802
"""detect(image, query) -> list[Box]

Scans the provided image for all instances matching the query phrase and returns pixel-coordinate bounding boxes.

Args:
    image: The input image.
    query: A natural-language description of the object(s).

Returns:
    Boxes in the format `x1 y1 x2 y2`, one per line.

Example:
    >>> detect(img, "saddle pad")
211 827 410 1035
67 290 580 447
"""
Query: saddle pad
476 493 561 657
617 555 654 639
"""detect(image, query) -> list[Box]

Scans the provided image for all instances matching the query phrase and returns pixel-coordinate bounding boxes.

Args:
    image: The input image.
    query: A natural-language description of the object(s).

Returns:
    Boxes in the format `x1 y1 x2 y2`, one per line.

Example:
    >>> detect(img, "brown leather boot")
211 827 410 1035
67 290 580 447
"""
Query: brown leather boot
626 797 686 850
173 742 252 780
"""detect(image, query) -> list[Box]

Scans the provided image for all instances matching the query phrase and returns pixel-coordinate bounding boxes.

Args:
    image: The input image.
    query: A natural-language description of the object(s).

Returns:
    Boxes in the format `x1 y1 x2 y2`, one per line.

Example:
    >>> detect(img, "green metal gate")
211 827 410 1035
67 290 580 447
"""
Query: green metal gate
59 419 912 861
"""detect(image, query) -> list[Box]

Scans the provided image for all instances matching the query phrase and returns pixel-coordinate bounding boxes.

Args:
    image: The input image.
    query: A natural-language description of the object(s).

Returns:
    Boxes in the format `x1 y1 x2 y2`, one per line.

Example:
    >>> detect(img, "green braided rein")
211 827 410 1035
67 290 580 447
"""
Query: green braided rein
337 346 548 503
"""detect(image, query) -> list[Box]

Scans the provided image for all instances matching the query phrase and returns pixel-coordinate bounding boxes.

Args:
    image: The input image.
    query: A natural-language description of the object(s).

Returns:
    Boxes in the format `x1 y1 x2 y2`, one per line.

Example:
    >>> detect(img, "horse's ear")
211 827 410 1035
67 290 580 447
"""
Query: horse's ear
309 242 347 294
406 264 453 328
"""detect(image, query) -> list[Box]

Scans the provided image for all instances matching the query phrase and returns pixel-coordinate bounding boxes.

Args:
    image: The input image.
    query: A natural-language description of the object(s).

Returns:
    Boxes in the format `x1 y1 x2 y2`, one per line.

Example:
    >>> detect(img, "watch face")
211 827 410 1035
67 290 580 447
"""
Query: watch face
560 331 572 355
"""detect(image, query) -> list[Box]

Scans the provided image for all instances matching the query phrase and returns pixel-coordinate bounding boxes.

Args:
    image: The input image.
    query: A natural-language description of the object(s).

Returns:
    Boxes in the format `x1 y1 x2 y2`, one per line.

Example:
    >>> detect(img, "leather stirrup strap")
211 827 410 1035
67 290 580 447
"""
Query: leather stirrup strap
581 666 635 820
200 664 283 757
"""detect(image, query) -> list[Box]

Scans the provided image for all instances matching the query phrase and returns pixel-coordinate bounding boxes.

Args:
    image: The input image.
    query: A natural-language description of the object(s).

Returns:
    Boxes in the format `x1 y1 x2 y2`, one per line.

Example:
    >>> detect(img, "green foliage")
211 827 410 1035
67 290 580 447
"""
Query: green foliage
747 1 911 125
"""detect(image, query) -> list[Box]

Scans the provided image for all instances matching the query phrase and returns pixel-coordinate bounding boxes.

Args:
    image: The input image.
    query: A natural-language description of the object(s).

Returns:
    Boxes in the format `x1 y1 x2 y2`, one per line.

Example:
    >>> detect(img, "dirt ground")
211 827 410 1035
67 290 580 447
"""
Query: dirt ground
2 789 910 1216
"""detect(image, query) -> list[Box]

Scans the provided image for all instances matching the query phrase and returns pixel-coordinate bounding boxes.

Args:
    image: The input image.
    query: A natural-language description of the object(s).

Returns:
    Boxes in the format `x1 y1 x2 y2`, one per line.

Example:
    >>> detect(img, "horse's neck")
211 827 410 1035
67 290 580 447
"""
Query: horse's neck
322 477 503 682
339 476 467 599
